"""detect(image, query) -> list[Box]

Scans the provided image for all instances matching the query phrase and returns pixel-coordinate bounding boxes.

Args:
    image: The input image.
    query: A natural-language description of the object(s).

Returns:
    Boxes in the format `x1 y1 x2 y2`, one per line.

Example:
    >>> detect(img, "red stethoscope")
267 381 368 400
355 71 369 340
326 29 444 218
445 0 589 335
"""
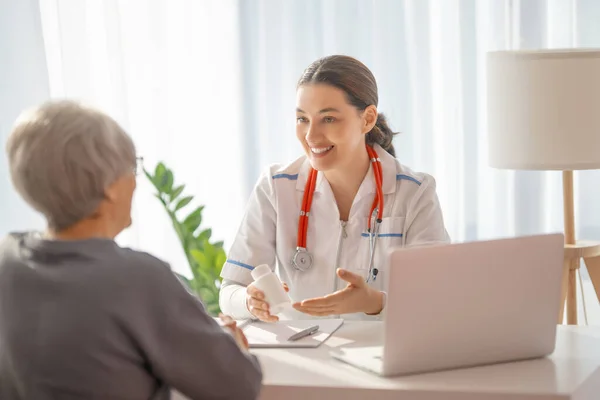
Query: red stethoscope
291 145 384 283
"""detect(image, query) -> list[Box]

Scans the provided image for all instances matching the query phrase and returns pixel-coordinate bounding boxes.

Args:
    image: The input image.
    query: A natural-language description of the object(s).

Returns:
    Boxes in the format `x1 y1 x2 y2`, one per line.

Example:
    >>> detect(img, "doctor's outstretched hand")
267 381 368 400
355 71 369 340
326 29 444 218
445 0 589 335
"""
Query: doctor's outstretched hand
292 268 384 316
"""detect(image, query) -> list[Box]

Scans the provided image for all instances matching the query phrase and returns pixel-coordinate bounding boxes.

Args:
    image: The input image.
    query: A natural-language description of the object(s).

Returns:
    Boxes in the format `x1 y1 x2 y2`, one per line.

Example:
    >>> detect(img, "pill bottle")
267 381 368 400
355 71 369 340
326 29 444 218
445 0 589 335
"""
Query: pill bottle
250 264 291 315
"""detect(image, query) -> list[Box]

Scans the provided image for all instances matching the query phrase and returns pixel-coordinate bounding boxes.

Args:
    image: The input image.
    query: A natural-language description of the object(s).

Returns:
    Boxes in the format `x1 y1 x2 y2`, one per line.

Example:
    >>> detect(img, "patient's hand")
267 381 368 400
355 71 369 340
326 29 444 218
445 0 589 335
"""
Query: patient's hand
292 269 383 316
219 314 250 350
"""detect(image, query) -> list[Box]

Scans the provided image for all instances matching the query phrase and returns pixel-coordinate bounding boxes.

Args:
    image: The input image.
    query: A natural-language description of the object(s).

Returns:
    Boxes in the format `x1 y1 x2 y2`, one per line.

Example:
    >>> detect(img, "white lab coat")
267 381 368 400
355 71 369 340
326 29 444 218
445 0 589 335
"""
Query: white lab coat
219 144 450 320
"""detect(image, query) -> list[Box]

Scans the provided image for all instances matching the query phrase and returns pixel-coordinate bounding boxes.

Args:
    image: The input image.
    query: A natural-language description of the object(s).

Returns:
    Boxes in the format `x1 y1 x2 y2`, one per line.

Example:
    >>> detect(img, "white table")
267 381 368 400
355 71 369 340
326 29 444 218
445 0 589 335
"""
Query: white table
253 322 600 400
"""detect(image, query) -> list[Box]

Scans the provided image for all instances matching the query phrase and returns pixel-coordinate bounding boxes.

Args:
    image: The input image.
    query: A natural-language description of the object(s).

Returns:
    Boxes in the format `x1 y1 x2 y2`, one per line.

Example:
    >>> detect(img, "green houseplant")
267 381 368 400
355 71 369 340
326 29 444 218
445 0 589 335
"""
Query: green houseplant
144 163 226 316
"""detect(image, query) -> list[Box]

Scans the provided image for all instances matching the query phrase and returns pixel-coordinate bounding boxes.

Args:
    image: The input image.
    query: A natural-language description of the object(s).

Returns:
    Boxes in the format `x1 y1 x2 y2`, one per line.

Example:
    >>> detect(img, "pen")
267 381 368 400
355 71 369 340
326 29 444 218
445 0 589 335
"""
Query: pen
287 325 319 341
237 319 254 329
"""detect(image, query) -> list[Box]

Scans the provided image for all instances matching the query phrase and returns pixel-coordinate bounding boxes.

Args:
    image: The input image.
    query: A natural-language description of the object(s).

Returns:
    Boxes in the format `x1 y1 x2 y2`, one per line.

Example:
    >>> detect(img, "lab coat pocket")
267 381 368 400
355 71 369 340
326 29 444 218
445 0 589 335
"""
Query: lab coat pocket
355 217 405 284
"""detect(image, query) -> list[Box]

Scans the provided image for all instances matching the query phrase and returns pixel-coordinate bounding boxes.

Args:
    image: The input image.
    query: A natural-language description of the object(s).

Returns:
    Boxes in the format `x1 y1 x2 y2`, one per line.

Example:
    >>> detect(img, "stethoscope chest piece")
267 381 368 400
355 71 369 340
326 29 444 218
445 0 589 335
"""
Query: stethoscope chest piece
291 247 313 271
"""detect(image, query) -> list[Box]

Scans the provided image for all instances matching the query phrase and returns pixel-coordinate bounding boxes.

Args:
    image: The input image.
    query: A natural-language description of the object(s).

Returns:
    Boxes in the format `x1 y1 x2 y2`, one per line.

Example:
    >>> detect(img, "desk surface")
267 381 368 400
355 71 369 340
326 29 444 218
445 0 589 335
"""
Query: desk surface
253 322 600 400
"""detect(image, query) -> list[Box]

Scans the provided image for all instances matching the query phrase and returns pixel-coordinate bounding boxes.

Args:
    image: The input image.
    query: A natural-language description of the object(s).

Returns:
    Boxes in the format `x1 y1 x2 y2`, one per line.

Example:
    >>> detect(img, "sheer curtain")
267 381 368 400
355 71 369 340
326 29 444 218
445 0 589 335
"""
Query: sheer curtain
0 0 48 233
3 0 600 320
36 0 246 278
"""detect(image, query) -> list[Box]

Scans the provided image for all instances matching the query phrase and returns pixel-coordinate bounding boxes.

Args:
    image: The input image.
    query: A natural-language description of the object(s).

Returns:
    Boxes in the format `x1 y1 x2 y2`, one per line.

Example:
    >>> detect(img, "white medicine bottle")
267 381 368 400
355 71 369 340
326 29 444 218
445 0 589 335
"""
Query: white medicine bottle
250 264 291 315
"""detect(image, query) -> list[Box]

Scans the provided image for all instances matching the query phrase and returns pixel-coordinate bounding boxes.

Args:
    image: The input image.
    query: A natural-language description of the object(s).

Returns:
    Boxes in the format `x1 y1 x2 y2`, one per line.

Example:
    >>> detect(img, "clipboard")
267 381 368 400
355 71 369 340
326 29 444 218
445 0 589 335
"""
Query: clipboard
240 319 344 348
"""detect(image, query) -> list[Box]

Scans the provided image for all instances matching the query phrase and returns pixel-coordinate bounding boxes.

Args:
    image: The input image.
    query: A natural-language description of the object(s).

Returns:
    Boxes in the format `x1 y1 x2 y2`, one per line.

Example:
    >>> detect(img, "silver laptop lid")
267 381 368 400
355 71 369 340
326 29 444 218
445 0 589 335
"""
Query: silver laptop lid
381 234 564 375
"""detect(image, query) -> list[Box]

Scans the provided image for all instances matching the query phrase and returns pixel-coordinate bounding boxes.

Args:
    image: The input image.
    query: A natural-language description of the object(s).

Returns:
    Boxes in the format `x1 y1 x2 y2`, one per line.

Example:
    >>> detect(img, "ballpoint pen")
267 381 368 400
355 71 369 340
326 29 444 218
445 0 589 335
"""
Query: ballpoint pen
287 325 319 341
237 319 254 329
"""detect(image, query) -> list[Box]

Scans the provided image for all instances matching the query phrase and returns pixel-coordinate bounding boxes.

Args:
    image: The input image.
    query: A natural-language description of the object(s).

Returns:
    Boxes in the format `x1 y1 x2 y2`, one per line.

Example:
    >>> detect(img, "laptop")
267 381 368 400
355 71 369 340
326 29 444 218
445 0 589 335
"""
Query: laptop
331 234 565 377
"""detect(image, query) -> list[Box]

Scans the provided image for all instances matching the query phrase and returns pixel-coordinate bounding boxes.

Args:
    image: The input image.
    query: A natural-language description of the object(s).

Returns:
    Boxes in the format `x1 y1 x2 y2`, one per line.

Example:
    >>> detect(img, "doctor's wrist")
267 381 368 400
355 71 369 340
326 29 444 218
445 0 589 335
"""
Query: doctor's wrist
364 290 385 315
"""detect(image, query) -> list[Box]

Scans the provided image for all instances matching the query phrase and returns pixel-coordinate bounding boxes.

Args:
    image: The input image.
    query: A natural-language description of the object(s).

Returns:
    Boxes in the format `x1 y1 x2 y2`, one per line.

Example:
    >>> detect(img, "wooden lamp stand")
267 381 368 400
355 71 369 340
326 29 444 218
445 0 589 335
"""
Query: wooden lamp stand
559 171 600 325
486 49 600 325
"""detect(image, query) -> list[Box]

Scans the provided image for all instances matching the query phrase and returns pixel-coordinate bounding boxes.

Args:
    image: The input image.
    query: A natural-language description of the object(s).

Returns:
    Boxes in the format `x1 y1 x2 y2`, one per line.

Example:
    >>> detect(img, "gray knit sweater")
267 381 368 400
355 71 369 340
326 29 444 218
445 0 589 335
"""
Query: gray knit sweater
0 232 262 400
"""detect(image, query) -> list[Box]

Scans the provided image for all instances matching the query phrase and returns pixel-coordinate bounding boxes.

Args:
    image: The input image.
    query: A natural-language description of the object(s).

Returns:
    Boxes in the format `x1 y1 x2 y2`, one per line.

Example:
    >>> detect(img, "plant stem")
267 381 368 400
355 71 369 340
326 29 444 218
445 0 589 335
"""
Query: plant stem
157 192 196 279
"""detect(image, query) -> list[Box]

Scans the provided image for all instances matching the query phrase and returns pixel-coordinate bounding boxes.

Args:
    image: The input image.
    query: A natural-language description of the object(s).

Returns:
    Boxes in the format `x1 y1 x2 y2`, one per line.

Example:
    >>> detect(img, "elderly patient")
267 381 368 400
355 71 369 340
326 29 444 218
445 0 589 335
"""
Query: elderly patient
0 101 262 400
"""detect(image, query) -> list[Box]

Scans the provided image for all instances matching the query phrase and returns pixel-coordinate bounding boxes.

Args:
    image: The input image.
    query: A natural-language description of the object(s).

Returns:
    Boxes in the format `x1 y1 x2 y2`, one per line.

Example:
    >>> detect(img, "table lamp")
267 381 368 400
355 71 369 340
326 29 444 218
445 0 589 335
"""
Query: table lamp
486 49 600 325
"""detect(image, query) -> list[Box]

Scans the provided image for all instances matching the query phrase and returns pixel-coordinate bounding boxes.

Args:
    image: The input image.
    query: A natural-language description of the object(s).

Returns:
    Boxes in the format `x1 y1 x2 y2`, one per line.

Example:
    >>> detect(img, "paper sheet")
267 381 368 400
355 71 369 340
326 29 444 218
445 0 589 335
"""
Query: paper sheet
242 319 344 348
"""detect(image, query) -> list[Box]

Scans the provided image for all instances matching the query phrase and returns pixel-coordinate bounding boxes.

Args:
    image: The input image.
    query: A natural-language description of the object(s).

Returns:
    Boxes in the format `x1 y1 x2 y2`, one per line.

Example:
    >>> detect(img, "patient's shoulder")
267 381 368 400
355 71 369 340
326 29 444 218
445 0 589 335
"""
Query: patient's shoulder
111 245 175 282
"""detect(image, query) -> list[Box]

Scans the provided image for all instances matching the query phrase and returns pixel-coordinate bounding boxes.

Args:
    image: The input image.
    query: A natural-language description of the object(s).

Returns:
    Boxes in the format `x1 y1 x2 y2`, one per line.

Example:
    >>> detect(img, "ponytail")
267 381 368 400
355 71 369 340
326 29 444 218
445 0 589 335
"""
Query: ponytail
366 113 399 157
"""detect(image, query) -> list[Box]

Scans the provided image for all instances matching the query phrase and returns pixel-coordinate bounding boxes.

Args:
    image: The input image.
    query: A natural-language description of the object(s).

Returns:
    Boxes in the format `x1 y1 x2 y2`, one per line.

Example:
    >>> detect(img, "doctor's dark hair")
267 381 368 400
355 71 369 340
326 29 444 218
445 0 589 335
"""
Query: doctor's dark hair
297 55 399 157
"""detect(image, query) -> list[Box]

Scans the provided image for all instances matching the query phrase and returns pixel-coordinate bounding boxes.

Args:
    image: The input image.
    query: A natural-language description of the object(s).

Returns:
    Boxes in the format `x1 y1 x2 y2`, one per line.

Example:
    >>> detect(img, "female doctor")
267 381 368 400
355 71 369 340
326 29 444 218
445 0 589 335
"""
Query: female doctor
219 55 450 321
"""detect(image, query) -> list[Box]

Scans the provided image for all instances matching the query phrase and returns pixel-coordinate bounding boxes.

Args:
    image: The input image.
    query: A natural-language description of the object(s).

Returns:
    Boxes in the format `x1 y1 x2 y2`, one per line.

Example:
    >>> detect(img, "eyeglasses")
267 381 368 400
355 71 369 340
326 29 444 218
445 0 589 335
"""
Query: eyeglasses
134 157 144 176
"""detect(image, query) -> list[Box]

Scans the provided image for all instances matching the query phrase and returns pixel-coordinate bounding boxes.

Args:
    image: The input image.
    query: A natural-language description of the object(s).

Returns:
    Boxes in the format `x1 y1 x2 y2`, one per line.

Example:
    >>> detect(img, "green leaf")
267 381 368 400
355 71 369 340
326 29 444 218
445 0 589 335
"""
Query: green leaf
199 287 216 303
202 240 217 261
154 163 167 187
183 207 203 234
154 163 166 179
186 236 201 252
166 170 174 191
197 269 215 287
159 169 174 193
190 249 210 270
174 196 193 212
190 253 215 285
190 279 203 294
196 228 212 243
215 250 227 273
213 249 227 276
170 184 185 202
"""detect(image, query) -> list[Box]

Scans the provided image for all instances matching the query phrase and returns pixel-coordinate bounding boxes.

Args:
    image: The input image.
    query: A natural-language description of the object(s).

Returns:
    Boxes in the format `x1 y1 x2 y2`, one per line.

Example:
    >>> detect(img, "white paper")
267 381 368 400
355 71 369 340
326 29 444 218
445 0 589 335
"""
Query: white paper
242 319 344 348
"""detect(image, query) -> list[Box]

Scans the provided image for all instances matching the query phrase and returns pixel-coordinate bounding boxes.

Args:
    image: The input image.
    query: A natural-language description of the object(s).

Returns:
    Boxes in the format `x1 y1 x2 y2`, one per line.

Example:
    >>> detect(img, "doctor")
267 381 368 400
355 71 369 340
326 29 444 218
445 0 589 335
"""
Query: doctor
219 55 450 321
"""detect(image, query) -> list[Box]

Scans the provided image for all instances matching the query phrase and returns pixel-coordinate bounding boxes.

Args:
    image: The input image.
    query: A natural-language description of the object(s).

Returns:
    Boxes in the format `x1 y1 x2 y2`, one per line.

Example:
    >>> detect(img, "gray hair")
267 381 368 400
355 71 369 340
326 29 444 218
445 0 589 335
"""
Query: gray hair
6 100 136 231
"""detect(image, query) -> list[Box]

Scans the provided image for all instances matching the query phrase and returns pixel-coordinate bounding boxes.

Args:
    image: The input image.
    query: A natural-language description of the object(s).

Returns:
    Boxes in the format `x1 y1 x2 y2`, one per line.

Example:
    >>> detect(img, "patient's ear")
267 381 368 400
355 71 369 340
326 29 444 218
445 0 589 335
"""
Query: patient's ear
104 181 119 204
86 183 116 221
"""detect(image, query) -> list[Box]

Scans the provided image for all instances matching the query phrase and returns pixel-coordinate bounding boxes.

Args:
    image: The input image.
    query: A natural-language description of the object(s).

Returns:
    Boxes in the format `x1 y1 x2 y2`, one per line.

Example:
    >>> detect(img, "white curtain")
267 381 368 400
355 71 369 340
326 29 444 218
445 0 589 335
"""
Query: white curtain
3 0 600 321
35 0 246 278
0 0 48 233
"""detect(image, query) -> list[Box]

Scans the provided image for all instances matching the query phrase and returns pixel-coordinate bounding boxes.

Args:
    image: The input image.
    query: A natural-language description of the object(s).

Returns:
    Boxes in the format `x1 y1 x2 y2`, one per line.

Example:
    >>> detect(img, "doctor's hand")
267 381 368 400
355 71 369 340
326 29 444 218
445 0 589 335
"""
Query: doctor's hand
292 268 384 316
246 282 289 323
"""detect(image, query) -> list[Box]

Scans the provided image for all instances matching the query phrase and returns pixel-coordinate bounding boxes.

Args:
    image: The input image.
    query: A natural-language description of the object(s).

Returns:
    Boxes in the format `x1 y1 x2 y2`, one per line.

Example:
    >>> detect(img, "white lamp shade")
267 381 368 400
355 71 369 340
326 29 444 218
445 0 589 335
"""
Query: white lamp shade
487 49 600 170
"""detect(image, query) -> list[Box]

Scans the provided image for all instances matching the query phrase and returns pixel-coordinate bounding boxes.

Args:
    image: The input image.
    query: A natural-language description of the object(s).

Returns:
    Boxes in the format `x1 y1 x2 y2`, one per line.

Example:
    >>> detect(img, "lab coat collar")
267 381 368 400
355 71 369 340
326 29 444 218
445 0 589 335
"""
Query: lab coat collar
351 144 397 207
296 158 327 193
295 144 397 195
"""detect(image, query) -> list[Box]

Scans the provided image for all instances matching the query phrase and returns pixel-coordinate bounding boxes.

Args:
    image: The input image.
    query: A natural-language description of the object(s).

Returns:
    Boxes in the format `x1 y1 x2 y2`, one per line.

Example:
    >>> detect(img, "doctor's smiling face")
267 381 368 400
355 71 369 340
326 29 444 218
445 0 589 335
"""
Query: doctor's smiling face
295 83 375 172
295 55 396 174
